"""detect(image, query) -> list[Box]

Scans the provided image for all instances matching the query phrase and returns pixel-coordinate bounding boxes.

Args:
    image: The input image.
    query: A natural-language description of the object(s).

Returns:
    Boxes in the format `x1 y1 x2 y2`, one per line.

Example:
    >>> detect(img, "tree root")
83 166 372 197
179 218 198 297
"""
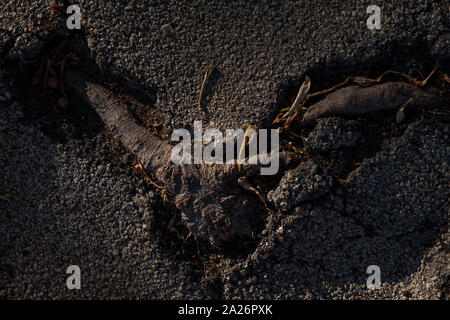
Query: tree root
64 70 287 250
302 81 448 124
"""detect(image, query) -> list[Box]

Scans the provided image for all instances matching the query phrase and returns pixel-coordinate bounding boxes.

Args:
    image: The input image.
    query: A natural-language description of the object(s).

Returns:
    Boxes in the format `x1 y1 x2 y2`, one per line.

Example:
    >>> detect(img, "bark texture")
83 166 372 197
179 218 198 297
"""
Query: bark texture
65 71 263 248
302 82 447 124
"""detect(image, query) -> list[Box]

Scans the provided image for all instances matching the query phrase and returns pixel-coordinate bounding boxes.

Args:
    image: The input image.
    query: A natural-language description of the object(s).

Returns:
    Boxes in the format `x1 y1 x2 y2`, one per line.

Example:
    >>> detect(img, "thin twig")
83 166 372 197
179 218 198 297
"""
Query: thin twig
416 59 439 86
282 76 311 119
308 75 353 98
395 98 414 123
357 59 439 87
0 194 11 202
132 160 171 202
238 176 273 214
237 125 256 172
198 64 214 111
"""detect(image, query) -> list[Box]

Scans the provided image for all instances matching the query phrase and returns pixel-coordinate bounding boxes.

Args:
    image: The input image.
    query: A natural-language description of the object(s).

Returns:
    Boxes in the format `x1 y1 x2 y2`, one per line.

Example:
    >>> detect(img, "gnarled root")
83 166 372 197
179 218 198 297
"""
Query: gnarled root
65 71 172 174
64 70 285 249
302 81 448 124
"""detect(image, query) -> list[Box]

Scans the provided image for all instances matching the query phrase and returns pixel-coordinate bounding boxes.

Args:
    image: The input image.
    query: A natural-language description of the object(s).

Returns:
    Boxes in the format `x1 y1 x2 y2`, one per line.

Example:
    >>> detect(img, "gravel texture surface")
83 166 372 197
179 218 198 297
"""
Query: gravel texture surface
1 0 448 131
1 0 449 299
267 160 334 213
1 1 69 60
0 69 206 299
307 117 362 152
221 121 449 299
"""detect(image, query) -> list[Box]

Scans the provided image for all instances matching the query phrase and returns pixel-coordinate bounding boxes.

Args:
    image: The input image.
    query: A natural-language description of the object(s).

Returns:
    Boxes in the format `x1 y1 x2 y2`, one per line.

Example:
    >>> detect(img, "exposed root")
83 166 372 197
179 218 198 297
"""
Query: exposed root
237 125 257 172
273 76 311 125
281 76 310 119
131 160 172 203
274 60 441 132
352 60 439 88
302 81 448 124
198 64 214 113
238 176 273 215
64 70 286 250
308 75 353 99
62 56 447 251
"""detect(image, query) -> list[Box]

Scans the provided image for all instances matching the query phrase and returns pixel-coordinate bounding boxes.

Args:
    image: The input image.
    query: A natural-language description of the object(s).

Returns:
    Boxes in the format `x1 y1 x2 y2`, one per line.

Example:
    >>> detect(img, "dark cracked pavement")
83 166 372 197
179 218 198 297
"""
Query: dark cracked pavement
0 0 449 299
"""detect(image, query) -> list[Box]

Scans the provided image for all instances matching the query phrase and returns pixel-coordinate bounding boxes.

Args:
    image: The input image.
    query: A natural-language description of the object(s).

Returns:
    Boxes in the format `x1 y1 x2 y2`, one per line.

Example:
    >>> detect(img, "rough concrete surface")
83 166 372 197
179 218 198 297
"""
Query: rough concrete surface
0 0 449 299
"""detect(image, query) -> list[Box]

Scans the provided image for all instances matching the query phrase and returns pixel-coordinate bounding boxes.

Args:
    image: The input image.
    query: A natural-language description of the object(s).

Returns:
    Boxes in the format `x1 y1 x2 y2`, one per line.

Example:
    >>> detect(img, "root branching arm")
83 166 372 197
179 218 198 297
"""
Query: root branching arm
302 81 448 124
65 71 172 178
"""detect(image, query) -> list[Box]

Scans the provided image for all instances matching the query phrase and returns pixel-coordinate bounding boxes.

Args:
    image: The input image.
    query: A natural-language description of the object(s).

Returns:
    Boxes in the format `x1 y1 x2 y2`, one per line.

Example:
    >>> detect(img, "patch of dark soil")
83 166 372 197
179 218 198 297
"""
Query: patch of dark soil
15 82 105 143
3 37 104 142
